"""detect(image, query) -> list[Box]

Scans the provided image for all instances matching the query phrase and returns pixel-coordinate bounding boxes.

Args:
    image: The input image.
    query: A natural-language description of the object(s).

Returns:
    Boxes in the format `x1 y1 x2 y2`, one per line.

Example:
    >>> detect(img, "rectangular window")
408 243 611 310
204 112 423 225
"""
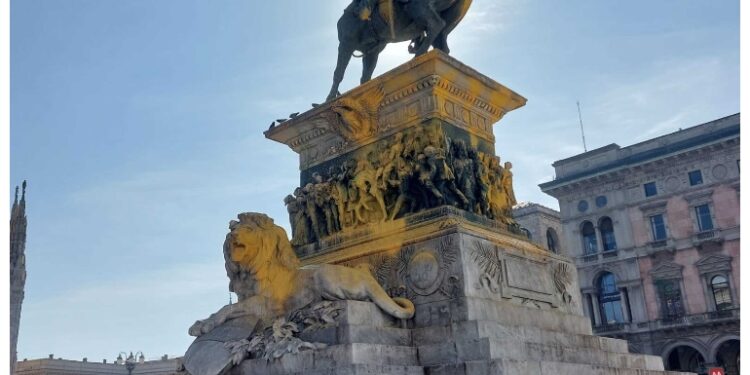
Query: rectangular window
650 214 668 241
695 204 714 232
688 170 703 186
656 280 684 319
644 182 657 197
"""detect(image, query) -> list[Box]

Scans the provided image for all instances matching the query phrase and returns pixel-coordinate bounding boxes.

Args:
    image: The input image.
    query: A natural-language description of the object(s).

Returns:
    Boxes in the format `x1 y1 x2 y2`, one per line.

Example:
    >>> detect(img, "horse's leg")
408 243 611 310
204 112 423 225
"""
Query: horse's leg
361 45 385 84
328 44 355 101
432 31 449 54
407 2 446 56
433 0 473 54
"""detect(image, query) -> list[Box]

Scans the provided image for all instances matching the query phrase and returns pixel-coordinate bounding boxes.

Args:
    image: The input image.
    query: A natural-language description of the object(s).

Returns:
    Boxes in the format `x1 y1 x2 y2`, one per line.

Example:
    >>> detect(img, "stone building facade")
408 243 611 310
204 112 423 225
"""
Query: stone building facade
540 114 740 374
512 202 564 254
11 181 28 375
15 355 181 375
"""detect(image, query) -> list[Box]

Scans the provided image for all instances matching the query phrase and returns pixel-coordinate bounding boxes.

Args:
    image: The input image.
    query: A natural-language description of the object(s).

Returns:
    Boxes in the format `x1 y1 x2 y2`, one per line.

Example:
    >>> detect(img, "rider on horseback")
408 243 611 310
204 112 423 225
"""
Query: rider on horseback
356 0 379 20
354 0 447 52
328 0 471 101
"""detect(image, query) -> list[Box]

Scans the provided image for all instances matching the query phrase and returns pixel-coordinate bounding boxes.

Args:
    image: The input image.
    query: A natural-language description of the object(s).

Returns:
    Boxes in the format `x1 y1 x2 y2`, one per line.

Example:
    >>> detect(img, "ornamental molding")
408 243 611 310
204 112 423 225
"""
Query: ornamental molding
684 189 714 205
650 262 684 281
289 126 331 149
638 200 668 214
695 254 732 275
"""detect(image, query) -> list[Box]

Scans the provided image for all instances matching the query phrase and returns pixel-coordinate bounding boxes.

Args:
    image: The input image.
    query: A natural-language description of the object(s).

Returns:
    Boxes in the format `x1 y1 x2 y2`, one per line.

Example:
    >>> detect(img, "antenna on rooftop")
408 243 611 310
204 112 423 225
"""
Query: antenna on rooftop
577 101 588 152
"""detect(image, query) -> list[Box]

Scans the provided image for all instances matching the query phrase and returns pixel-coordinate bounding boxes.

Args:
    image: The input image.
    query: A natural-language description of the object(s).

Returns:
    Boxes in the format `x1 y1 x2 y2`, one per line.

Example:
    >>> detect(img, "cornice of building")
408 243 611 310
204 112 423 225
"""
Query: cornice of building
512 201 561 219
540 114 740 194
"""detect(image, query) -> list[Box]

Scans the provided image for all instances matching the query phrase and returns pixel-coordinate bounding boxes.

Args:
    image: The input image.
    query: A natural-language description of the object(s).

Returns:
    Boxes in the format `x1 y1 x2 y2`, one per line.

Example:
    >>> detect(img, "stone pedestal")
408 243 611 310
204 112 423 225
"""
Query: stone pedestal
225 52 694 374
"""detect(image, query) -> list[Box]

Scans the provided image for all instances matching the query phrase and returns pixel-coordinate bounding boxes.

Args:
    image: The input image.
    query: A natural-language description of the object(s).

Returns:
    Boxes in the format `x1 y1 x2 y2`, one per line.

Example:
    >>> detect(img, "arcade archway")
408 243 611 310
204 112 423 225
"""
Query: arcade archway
666 345 705 373
715 339 740 375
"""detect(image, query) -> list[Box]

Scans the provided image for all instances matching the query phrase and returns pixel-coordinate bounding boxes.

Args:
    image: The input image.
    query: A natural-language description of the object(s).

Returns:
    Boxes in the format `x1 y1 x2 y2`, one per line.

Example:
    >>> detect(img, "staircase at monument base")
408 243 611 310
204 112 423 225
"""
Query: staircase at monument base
233 300 692 375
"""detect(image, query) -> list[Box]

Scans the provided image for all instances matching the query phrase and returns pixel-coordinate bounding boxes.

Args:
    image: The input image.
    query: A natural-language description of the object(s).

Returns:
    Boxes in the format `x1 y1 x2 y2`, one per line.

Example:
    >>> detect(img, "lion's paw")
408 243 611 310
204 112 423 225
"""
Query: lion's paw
188 320 205 337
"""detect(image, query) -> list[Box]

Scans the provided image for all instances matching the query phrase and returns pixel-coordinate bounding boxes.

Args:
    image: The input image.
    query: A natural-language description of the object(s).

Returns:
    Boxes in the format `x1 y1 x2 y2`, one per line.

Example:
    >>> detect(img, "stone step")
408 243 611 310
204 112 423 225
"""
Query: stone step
417 338 664 370
425 358 695 375
461 297 593 336
237 343 419 375
290 364 424 375
301 324 412 347
413 320 628 353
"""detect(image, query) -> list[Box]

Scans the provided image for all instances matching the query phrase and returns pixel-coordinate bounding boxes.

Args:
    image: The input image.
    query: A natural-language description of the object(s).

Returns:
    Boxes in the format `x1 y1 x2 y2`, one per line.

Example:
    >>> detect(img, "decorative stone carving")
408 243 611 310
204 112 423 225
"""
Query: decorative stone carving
224 317 327 364
471 241 503 294
284 125 519 246
266 51 526 169
712 164 728 180
322 85 385 142
639 200 668 214
684 189 714 205
358 237 460 301
664 176 681 192
406 252 441 294
649 262 684 281
694 254 732 274
552 262 573 305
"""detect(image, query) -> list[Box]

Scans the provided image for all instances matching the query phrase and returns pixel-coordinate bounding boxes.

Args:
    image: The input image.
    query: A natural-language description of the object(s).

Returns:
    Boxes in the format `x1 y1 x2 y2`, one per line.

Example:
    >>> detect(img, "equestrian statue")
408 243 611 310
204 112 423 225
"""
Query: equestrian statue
327 0 473 101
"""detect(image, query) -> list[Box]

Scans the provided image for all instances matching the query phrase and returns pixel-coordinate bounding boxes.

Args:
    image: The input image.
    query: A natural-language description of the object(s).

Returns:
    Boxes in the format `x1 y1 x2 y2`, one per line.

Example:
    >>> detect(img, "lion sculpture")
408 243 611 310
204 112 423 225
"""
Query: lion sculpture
184 213 414 374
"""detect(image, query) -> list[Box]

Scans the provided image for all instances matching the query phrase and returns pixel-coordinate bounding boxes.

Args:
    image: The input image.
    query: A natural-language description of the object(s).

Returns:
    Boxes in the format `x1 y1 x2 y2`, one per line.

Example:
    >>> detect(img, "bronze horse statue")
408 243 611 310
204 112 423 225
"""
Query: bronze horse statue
327 0 473 101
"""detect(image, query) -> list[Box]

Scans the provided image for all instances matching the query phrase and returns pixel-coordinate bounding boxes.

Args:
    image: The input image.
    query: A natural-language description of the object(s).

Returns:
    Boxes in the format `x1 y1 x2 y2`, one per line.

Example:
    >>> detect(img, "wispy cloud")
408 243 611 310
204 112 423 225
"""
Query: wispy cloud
588 55 737 144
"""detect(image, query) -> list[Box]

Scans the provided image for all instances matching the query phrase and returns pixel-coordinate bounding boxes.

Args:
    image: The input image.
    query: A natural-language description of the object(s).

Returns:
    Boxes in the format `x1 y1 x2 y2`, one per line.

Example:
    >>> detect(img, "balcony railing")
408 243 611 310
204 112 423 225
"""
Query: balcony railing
696 230 717 240
594 323 627 333
592 309 739 334
582 254 598 263
650 240 668 248
602 250 618 259
653 308 739 328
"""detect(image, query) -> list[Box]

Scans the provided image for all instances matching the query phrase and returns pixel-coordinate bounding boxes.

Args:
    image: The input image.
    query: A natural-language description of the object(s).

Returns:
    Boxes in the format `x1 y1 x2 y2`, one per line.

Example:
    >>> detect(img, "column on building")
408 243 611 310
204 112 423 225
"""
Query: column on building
590 293 602 326
620 287 632 322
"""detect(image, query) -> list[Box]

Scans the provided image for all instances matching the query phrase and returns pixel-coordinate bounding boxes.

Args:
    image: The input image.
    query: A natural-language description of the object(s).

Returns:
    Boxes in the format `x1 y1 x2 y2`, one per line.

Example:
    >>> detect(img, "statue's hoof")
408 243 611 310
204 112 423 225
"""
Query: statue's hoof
325 92 341 102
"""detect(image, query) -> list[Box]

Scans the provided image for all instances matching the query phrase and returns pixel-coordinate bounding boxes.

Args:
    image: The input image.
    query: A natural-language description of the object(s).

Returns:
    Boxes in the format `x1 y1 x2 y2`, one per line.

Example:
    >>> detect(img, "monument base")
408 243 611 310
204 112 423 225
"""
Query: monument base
230 299 691 375
227 211 691 375
185 50 694 375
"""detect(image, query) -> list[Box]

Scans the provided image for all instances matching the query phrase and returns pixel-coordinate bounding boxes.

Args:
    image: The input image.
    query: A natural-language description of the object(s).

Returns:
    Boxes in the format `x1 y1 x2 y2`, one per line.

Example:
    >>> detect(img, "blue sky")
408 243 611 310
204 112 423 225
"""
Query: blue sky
10 0 739 362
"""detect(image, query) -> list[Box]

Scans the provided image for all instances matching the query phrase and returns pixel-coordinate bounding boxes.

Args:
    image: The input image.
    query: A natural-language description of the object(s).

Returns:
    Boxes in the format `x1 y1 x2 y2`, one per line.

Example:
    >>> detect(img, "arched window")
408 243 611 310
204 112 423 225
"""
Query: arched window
581 221 598 255
599 217 617 251
598 272 624 324
546 228 558 253
711 275 732 310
